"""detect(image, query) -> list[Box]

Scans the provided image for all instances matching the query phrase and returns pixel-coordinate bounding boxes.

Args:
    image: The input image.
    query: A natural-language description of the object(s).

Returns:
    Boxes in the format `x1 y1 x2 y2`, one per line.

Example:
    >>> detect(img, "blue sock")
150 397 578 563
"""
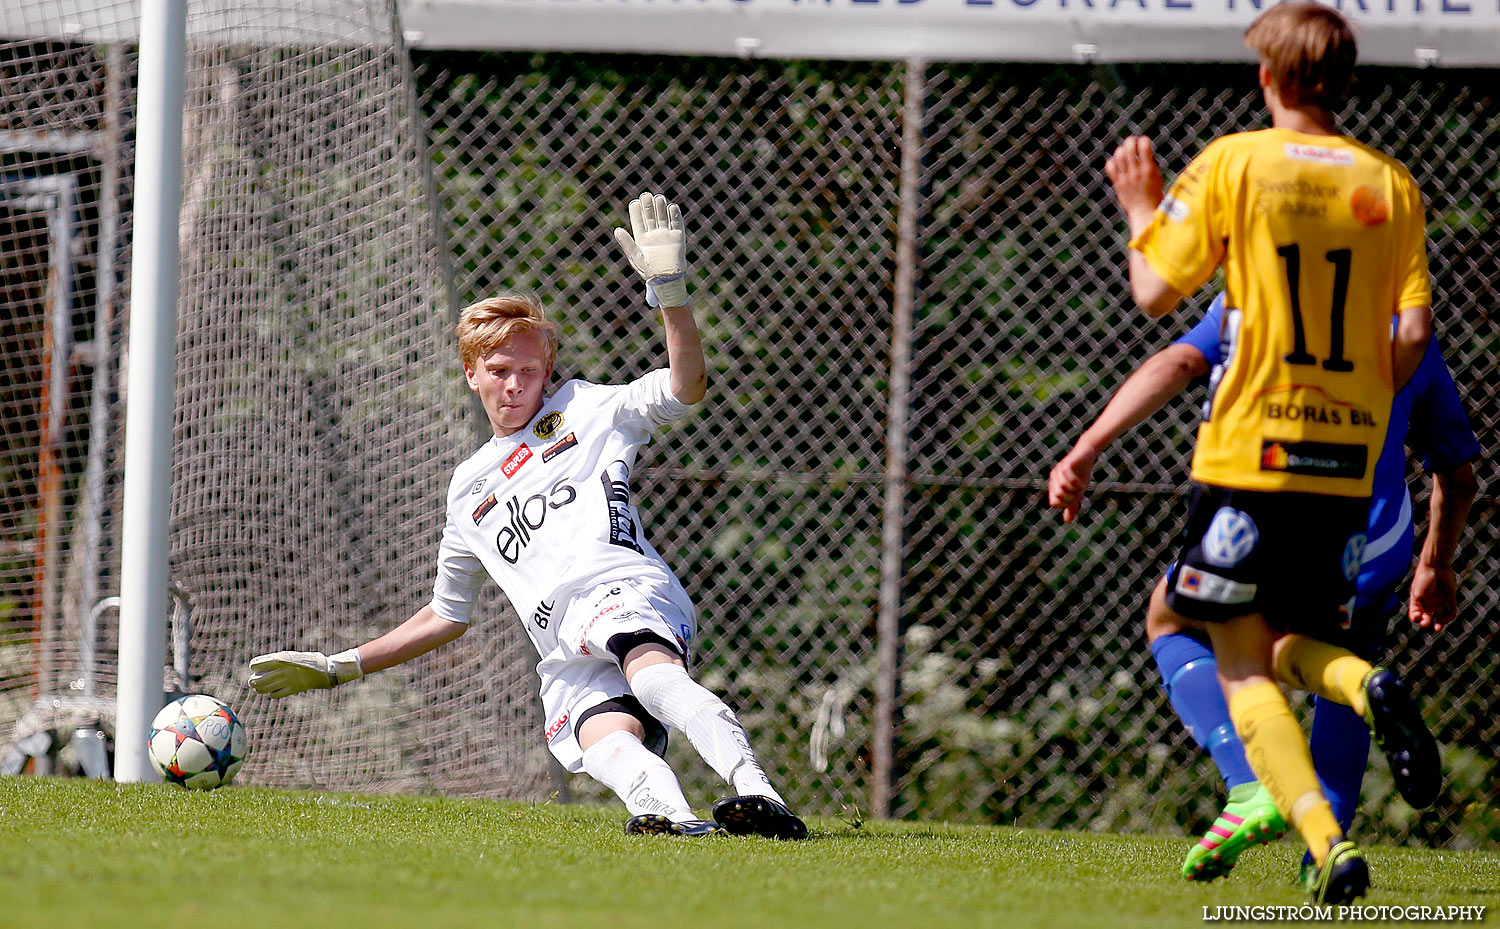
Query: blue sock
1150 632 1256 790
1300 695 1371 867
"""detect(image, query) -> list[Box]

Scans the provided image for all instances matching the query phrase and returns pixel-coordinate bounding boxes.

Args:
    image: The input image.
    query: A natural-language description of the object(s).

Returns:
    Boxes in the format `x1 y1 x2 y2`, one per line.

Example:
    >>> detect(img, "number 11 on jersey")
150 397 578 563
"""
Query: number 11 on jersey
1277 242 1355 373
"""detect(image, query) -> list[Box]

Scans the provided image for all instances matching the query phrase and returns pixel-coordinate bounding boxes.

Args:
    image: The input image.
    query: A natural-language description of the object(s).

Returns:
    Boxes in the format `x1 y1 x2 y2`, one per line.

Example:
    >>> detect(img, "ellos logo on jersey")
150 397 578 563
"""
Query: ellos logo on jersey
495 478 578 564
1201 507 1258 568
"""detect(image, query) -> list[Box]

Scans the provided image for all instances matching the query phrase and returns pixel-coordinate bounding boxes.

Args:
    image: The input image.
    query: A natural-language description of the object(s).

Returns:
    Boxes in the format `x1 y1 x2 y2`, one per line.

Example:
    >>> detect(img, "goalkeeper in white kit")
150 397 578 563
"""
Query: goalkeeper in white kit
249 192 806 839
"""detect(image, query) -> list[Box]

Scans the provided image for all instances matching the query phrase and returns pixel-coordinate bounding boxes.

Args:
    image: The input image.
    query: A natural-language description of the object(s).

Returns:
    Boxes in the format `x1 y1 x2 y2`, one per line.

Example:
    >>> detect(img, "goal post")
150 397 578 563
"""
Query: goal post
113 0 186 784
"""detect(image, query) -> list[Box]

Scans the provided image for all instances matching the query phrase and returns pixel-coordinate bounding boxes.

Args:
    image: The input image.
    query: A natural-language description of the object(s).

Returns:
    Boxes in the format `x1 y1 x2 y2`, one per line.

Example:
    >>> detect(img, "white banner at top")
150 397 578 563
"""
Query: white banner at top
398 0 1500 66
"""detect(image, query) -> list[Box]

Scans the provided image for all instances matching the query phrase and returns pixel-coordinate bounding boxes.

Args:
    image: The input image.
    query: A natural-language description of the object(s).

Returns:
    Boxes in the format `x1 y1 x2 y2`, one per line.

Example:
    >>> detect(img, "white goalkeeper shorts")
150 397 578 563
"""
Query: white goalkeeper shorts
537 576 697 773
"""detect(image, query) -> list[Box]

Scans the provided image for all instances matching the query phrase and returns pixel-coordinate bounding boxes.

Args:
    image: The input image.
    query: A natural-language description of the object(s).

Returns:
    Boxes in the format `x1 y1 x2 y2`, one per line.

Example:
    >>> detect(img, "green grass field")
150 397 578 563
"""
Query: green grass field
3 777 1495 929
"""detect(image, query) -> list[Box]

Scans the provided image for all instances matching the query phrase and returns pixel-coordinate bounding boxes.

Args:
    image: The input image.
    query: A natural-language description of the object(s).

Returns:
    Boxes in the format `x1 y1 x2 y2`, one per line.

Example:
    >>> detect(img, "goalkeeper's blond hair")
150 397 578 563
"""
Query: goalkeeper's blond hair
457 293 559 370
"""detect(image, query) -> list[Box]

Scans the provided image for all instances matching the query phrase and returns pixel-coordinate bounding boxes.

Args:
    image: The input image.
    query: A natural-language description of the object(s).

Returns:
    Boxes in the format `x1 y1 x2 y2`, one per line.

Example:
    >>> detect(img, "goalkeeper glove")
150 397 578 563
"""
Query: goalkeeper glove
248 648 363 699
613 191 689 308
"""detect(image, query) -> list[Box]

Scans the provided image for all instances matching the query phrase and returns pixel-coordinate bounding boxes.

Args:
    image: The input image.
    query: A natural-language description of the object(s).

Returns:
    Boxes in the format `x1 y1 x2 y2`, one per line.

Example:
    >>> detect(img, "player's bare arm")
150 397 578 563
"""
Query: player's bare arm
659 305 707 405
1392 305 1433 391
247 605 467 698
1409 460 1478 632
1104 135 1181 317
355 605 468 673
1048 343 1209 522
613 191 706 404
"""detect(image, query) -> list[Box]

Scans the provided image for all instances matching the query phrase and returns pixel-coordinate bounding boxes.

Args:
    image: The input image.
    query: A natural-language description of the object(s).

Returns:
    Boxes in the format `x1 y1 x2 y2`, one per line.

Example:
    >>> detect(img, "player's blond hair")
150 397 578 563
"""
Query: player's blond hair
1245 2 1357 111
456 293 559 370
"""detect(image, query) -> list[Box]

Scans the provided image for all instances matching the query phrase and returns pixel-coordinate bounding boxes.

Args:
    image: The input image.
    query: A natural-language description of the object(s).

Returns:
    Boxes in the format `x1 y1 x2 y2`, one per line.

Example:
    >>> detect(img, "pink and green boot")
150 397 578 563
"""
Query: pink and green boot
1181 782 1288 881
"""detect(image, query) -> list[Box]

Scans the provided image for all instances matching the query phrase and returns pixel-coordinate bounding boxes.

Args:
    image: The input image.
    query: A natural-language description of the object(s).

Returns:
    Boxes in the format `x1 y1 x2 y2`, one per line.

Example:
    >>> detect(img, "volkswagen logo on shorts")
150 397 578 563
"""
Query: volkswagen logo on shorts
1202 507 1258 568
1342 533 1367 582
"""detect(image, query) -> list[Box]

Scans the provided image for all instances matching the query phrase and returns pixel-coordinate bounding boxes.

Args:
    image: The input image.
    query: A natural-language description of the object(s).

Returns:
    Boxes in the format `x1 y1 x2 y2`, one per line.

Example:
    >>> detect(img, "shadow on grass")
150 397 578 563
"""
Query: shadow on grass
806 827 996 842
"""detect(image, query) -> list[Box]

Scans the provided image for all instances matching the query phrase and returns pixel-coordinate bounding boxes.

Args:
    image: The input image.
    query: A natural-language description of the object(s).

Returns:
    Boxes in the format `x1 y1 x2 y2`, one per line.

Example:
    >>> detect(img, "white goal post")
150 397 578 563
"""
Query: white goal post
113 0 186 783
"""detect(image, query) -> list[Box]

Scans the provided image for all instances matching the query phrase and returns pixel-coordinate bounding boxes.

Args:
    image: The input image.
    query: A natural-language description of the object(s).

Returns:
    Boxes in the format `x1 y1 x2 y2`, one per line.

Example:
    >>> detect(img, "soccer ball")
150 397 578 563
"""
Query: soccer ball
148 694 250 789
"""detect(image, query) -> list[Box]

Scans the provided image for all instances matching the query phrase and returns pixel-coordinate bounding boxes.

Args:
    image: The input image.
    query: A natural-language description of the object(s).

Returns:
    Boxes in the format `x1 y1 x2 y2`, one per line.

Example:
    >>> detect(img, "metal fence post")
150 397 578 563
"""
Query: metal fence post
873 56 925 820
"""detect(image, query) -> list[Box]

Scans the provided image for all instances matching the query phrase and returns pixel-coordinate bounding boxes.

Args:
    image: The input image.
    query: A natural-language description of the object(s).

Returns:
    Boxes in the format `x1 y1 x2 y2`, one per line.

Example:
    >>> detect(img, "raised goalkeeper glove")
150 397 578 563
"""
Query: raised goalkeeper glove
248 648 363 699
613 191 689 308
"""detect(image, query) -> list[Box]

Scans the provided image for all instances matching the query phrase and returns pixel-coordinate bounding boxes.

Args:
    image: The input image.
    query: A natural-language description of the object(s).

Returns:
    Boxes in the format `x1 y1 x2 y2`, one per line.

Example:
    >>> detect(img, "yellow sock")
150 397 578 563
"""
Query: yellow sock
1273 634 1371 717
1227 681 1343 866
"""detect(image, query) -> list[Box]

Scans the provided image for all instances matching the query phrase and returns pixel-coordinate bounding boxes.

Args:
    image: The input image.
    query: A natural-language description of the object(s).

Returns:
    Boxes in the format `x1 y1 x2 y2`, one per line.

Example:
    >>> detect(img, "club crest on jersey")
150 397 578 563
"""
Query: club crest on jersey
1201 507 1258 568
1342 533 1368 582
541 433 578 463
471 493 497 525
470 479 487 495
533 411 564 441
502 444 532 479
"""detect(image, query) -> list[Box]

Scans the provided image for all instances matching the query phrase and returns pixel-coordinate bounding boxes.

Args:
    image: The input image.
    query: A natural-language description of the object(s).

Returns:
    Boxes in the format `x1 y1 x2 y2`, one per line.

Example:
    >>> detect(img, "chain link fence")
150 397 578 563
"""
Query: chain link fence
0 14 1493 850
413 53 1498 847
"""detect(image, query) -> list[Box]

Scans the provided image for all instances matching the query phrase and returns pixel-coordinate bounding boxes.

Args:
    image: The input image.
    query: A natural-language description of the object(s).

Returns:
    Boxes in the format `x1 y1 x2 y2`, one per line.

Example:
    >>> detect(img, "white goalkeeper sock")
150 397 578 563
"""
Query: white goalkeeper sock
581 730 695 821
629 663 784 804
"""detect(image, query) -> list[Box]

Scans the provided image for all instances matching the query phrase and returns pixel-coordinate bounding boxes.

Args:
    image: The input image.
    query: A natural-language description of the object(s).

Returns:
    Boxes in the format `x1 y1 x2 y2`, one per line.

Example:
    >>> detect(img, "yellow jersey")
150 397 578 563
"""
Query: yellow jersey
1133 128 1430 497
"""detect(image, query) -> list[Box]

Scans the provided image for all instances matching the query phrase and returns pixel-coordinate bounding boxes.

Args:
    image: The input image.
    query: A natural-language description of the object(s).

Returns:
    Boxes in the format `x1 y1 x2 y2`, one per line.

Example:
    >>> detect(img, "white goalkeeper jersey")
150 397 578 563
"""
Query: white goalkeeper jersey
429 368 695 655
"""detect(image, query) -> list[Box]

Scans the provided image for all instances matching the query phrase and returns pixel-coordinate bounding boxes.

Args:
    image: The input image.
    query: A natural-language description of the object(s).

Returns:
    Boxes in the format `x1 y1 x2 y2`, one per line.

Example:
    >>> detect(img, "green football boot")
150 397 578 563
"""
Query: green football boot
1181 783 1288 881
1297 859 1318 893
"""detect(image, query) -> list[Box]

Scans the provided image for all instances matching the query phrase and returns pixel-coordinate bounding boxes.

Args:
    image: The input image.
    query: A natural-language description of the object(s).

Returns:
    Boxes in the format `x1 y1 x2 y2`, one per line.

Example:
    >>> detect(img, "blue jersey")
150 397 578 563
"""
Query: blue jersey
1177 295 1480 612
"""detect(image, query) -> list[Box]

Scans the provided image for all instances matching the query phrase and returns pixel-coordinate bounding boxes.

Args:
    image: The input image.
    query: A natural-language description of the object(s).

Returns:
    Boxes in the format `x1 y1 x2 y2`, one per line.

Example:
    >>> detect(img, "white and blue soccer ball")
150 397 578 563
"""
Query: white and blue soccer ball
148 694 250 790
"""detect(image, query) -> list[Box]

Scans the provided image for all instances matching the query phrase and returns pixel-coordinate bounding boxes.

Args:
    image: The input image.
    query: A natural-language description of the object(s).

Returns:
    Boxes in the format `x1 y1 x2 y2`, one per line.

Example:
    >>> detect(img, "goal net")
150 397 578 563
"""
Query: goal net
0 1 547 796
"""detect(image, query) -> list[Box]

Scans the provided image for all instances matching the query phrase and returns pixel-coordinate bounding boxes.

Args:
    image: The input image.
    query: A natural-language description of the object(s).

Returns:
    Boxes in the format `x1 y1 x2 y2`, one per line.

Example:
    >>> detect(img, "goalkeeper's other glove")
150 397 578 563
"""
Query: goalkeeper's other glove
249 648 363 699
613 191 689 308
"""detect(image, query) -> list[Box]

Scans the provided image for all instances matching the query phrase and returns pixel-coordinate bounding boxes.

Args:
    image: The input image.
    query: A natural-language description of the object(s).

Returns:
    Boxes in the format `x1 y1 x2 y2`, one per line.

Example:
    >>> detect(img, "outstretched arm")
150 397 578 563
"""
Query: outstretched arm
1105 136 1183 317
614 191 707 404
1408 461 1478 632
660 304 707 405
1048 343 1209 522
249 605 467 698
357 605 468 673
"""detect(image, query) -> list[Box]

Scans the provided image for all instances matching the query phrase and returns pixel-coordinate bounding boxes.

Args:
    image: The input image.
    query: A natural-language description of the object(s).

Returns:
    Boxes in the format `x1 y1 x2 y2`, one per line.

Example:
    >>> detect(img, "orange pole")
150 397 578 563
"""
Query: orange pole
33 271 63 703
